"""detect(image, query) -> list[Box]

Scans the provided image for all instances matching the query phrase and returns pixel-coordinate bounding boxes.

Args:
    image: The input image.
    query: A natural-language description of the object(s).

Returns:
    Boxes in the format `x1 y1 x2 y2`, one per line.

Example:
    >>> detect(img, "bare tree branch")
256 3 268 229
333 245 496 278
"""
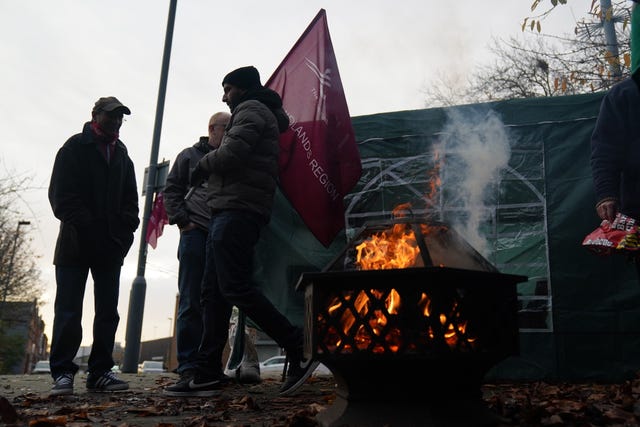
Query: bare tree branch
424 1 632 107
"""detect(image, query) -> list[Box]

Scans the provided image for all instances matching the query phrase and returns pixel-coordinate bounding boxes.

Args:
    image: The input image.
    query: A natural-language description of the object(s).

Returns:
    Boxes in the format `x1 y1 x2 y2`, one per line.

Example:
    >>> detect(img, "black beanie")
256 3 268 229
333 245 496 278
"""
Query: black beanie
222 66 262 90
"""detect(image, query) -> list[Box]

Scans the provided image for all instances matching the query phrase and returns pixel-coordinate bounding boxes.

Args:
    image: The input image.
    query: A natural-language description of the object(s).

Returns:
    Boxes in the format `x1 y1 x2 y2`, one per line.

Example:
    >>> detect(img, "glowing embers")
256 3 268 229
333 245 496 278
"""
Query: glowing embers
317 286 478 355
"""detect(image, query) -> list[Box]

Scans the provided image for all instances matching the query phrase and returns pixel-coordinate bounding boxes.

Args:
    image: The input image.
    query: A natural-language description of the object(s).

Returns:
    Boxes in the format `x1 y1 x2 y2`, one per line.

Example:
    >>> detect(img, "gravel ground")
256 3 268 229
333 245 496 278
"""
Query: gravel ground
3 371 640 426
0 371 337 426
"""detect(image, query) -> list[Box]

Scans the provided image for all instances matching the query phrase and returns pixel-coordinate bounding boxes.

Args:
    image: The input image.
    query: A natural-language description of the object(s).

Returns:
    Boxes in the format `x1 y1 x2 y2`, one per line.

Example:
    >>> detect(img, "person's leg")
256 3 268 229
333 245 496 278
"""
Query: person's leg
87 265 121 375
211 211 315 395
84 264 129 392
237 326 261 383
225 310 261 383
175 228 207 374
196 215 234 378
50 265 89 378
213 211 301 354
164 217 235 396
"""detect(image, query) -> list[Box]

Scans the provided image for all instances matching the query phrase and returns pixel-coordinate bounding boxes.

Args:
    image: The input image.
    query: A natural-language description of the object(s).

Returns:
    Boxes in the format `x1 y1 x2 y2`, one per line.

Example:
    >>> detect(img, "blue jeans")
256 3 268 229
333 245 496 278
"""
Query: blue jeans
197 210 301 376
49 265 120 379
175 227 207 373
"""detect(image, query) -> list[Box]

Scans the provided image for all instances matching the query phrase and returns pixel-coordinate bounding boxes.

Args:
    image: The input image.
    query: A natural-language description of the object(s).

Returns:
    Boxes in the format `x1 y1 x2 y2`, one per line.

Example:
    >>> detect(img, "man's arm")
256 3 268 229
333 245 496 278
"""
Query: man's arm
163 149 192 228
48 145 93 227
199 102 265 175
591 88 627 220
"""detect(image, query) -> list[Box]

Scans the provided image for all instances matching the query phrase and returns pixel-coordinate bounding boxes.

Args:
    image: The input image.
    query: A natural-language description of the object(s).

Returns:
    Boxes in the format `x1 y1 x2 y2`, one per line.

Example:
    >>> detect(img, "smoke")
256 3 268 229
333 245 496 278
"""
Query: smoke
437 107 511 257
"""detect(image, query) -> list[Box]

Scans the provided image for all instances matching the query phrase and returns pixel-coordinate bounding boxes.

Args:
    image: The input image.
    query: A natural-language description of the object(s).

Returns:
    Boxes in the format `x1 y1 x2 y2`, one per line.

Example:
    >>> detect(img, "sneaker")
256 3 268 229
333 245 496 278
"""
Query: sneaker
178 368 197 382
86 370 129 392
51 373 74 396
236 363 261 385
163 372 229 397
279 357 320 396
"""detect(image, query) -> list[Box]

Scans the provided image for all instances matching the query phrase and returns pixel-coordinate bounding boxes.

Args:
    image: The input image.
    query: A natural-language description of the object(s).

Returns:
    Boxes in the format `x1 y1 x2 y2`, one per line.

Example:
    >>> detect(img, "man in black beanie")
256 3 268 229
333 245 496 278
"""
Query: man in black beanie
164 66 319 397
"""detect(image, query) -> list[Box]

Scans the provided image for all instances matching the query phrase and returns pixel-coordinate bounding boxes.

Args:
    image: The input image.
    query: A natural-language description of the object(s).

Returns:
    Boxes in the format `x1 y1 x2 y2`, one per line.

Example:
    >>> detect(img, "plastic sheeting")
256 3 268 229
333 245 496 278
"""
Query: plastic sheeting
254 92 640 381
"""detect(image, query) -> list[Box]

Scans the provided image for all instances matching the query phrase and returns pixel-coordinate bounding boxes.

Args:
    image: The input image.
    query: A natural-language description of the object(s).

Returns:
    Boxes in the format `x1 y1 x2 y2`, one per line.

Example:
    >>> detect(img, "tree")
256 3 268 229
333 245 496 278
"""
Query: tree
0 170 43 308
0 168 43 374
524 0 632 76
424 1 633 107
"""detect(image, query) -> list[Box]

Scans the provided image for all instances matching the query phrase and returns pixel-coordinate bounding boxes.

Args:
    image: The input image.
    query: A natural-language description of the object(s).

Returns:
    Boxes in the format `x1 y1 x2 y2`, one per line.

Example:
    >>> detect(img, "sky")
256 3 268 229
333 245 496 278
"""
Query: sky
0 1 589 348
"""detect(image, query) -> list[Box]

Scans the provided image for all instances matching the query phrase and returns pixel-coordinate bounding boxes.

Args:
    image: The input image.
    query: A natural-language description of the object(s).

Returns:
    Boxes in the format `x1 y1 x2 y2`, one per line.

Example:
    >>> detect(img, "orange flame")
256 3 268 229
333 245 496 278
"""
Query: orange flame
355 224 420 270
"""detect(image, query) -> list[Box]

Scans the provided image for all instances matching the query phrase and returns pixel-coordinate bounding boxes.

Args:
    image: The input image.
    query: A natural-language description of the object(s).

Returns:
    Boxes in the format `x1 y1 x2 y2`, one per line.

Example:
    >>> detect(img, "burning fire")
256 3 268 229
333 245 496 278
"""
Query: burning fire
320 288 477 354
354 203 449 270
355 205 421 270
355 225 420 270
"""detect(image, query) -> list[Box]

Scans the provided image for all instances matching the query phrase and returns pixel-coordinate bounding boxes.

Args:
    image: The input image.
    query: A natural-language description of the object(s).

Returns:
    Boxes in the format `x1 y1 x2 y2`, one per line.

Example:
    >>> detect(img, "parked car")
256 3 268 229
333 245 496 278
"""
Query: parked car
32 360 50 374
259 355 332 377
137 360 165 374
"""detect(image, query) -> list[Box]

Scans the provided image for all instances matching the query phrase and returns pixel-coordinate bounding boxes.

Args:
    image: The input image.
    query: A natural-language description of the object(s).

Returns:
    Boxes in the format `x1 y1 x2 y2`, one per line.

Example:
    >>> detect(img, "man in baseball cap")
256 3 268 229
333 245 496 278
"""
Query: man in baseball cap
48 95 138 395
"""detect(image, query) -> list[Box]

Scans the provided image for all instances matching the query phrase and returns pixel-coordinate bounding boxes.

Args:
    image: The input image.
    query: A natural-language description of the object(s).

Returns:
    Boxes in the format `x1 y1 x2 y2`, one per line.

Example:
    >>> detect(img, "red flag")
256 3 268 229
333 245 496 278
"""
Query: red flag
146 192 169 249
266 9 362 247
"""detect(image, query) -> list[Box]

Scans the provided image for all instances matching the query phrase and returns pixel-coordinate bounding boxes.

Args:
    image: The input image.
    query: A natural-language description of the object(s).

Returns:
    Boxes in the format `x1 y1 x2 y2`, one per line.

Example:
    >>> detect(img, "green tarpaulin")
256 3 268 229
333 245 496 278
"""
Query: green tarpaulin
254 91 640 382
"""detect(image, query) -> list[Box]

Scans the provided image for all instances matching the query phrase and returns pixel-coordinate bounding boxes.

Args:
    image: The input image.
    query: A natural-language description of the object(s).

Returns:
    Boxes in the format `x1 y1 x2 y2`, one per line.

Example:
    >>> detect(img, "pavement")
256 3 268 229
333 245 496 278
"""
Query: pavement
0 370 337 426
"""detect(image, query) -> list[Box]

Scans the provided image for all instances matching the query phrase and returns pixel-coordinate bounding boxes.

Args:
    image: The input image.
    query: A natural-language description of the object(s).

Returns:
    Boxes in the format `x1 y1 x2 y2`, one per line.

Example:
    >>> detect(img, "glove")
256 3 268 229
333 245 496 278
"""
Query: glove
189 163 206 187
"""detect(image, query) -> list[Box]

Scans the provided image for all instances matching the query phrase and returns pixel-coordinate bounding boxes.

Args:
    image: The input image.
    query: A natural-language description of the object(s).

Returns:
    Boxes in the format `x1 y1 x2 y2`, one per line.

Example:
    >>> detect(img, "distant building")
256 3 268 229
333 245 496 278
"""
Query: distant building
0 300 48 374
139 337 172 368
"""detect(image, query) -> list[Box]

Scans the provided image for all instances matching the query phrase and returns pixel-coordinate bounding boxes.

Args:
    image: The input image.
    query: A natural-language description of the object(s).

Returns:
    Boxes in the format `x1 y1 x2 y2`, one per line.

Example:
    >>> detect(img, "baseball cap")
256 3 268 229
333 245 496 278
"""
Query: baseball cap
93 96 131 115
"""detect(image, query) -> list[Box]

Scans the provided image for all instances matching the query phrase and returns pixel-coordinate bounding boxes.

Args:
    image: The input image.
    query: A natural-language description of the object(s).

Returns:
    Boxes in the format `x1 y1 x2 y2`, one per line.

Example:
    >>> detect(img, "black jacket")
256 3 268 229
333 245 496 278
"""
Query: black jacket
163 137 212 231
197 88 289 221
49 122 140 266
591 76 640 219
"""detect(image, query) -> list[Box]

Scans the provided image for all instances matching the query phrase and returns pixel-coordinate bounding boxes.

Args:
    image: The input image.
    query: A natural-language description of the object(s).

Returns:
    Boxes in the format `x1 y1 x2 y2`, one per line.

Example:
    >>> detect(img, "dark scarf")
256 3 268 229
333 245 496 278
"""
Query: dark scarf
90 120 117 162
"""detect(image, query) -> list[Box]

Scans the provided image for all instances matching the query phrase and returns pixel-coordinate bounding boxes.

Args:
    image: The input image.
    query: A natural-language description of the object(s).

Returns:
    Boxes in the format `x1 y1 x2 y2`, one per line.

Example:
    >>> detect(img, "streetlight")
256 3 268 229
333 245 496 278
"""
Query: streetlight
1 220 30 318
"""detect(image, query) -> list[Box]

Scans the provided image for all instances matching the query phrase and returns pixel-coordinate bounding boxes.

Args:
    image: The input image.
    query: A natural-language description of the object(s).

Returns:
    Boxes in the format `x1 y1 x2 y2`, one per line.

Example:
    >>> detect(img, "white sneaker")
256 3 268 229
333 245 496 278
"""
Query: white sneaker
51 373 74 396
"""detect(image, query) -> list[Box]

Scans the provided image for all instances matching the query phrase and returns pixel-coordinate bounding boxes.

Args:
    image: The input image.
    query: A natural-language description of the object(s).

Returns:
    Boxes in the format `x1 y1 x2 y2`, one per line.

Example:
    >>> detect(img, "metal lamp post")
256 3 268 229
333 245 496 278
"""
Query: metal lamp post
121 0 177 374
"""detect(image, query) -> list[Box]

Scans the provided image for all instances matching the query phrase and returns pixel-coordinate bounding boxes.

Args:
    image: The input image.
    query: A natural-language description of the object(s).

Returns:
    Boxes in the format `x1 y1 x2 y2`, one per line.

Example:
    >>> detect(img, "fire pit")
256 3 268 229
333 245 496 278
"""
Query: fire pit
296 219 527 427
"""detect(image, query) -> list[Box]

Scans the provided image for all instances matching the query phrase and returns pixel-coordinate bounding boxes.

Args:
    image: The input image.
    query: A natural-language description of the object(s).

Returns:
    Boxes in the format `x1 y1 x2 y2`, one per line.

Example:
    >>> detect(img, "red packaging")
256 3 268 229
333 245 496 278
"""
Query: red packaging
582 213 640 256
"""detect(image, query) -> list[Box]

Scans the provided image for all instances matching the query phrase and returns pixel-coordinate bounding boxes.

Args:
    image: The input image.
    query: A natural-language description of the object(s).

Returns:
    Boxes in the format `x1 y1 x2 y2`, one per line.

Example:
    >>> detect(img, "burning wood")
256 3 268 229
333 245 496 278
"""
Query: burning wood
320 287 478 354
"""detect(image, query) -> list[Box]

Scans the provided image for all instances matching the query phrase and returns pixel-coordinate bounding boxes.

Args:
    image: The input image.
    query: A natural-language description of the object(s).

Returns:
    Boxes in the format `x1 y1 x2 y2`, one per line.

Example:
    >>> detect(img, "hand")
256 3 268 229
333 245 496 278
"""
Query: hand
189 164 206 187
179 222 197 232
596 199 618 222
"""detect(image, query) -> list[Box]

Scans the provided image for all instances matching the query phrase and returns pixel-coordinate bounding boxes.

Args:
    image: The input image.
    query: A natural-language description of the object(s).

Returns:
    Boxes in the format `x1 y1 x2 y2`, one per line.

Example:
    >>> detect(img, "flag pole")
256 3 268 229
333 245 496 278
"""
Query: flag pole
121 0 177 373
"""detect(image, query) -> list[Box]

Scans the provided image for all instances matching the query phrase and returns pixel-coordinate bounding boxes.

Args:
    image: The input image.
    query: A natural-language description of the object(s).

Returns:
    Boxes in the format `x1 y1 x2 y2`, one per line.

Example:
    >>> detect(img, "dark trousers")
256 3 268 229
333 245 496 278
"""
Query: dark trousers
175 227 207 373
196 210 301 375
49 265 121 379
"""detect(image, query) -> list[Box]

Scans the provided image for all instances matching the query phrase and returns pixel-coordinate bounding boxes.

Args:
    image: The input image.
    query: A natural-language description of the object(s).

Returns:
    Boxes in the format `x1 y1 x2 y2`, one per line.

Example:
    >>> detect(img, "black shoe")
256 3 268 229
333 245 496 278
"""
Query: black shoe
178 369 197 382
86 371 129 392
279 357 320 396
163 372 228 397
